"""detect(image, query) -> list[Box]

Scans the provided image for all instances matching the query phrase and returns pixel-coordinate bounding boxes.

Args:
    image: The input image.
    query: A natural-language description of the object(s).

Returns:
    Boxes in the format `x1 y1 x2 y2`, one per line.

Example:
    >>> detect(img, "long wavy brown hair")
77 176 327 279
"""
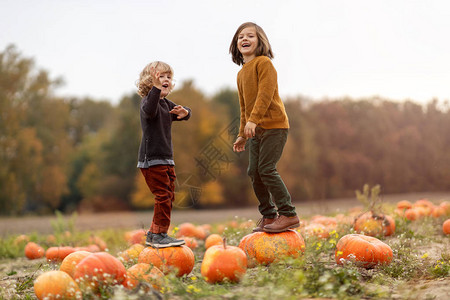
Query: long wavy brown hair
229 22 274 66
136 61 174 97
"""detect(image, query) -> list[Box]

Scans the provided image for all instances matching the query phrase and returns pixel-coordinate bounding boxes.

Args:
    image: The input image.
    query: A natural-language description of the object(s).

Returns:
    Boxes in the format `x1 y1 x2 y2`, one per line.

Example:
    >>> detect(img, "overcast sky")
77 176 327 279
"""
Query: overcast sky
1 0 450 105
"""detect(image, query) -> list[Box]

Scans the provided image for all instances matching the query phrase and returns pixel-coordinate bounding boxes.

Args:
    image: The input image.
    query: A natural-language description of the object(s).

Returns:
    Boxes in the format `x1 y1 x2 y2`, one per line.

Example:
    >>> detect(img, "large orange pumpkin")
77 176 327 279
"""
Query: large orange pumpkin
34 270 81 300
73 252 127 291
238 230 305 268
138 245 195 277
46 246 76 262
335 234 393 268
59 251 92 278
443 219 450 235
201 239 247 283
24 242 45 260
354 211 395 237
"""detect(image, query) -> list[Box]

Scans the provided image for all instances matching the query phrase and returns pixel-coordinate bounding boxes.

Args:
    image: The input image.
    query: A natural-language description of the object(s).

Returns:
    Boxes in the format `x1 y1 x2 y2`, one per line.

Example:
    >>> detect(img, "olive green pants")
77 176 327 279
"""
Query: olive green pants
247 128 297 218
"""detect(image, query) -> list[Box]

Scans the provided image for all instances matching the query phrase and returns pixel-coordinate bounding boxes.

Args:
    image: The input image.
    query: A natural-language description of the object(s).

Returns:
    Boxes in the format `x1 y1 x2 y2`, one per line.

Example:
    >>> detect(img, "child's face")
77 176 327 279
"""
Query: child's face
237 26 258 62
158 71 173 98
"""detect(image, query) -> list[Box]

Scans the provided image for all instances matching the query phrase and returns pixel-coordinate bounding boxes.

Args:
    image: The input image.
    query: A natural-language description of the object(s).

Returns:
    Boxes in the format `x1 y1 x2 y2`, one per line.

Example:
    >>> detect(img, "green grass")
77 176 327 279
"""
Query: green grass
0 211 449 299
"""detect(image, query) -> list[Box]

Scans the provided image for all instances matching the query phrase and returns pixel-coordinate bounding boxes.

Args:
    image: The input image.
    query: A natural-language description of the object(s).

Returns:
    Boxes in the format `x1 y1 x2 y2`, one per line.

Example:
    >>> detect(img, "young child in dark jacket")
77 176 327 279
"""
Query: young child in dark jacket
136 61 191 248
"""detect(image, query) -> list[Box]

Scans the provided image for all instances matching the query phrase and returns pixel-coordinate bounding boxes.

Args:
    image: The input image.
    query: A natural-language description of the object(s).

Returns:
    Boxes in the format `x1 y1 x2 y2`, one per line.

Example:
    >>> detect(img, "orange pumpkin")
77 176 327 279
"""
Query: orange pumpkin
124 263 164 290
88 235 107 251
205 234 223 249
176 223 207 240
443 219 450 235
138 245 195 277
238 230 305 268
396 200 412 210
45 246 76 262
25 242 45 260
118 244 145 262
335 234 393 268
14 234 30 246
34 270 81 300
439 201 450 215
59 251 91 278
201 238 247 283
73 252 127 291
354 211 395 237
432 206 446 218
303 223 330 239
124 229 147 245
182 237 199 249
404 208 420 221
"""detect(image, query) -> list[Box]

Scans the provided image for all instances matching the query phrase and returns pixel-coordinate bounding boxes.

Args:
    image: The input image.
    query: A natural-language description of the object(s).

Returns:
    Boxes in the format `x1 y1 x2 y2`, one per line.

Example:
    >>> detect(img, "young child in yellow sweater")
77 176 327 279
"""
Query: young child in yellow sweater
229 22 300 233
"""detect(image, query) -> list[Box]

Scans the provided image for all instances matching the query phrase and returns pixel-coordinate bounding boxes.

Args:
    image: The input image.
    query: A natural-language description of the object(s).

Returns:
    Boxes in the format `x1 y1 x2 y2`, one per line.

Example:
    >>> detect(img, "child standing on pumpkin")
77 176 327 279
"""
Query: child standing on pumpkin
229 22 300 233
136 61 191 247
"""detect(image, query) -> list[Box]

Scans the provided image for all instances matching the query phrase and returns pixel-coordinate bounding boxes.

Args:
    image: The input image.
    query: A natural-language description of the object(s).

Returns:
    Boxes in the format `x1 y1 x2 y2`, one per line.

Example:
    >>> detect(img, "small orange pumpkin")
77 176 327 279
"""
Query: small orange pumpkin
176 223 207 240
45 246 76 262
443 219 450 235
238 230 305 267
201 238 247 283
396 200 412 210
124 263 164 290
124 229 147 245
118 244 145 262
335 233 393 268
59 251 91 278
138 245 195 277
205 234 223 249
25 242 45 260
354 211 395 237
34 270 81 300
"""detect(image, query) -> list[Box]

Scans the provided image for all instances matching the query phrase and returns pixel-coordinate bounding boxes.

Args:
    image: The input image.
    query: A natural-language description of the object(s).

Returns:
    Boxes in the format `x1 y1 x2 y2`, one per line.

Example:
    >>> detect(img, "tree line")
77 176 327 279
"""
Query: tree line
2 45 450 215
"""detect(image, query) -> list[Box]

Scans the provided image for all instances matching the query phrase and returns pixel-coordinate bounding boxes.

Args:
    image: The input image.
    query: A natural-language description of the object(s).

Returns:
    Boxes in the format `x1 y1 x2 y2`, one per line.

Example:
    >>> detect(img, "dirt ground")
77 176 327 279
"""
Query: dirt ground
1 192 449 236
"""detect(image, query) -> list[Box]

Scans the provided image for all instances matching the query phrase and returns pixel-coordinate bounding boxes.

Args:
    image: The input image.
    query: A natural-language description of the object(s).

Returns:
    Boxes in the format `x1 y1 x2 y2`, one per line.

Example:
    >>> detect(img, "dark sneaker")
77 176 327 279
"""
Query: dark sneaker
263 215 300 233
252 216 277 232
146 232 185 248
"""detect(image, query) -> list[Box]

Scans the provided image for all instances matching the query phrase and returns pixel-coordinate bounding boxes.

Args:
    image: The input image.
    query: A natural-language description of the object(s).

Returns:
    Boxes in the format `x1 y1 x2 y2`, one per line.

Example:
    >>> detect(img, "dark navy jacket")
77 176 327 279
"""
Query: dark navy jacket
137 86 191 167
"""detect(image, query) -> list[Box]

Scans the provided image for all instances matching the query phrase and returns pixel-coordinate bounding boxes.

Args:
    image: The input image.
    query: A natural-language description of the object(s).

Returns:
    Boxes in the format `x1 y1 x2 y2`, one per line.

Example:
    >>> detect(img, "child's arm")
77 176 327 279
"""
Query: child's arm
170 104 191 120
141 87 161 119
248 59 277 126
141 68 163 118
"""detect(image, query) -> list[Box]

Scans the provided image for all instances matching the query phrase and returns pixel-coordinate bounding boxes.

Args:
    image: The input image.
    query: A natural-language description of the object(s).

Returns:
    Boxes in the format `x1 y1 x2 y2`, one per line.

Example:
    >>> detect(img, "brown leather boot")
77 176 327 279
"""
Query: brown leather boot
263 215 300 233
252 216 277 232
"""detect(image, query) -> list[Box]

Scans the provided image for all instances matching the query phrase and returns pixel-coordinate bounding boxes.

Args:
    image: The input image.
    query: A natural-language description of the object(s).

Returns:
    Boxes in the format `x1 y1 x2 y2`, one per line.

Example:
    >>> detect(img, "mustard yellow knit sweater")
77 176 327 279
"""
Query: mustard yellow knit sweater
237 55 289 137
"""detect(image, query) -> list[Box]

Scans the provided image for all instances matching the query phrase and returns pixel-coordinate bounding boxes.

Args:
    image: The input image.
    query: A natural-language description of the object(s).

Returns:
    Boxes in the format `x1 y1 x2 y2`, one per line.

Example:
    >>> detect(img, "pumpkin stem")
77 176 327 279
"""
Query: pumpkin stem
223 237 227 249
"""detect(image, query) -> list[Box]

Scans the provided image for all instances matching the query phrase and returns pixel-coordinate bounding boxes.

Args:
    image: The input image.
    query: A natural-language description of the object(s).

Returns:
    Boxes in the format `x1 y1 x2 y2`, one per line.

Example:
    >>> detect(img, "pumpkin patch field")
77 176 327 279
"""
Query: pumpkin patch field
1 194 450 299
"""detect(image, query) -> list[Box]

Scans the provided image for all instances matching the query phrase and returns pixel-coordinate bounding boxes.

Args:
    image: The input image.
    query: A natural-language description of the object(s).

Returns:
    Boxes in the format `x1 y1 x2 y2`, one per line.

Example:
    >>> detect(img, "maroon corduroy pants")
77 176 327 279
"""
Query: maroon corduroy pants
140 165 176 234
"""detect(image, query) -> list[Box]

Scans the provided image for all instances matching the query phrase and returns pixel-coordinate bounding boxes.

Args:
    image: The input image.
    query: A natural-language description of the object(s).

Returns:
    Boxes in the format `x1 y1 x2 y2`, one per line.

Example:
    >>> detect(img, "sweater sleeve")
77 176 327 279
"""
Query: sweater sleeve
141 86 161 119
237 78 247 138
248 58 277 125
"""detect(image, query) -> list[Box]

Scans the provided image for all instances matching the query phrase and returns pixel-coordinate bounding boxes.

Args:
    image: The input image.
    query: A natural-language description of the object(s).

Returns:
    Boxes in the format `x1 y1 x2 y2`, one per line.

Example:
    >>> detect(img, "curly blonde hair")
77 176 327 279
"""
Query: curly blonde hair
136 61 174 98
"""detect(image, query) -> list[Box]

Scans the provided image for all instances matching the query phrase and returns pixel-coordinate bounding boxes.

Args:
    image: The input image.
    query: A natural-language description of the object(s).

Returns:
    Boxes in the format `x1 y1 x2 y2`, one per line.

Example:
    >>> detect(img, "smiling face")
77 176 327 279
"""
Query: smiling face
158 71 173 98
237 26 258 63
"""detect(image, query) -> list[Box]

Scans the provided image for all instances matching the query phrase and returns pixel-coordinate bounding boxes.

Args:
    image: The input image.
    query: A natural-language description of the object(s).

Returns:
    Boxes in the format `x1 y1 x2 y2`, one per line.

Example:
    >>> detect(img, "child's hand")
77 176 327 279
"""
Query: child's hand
170 105 189 119
244 121 257 138
150 67 162 90
233 137 247 152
